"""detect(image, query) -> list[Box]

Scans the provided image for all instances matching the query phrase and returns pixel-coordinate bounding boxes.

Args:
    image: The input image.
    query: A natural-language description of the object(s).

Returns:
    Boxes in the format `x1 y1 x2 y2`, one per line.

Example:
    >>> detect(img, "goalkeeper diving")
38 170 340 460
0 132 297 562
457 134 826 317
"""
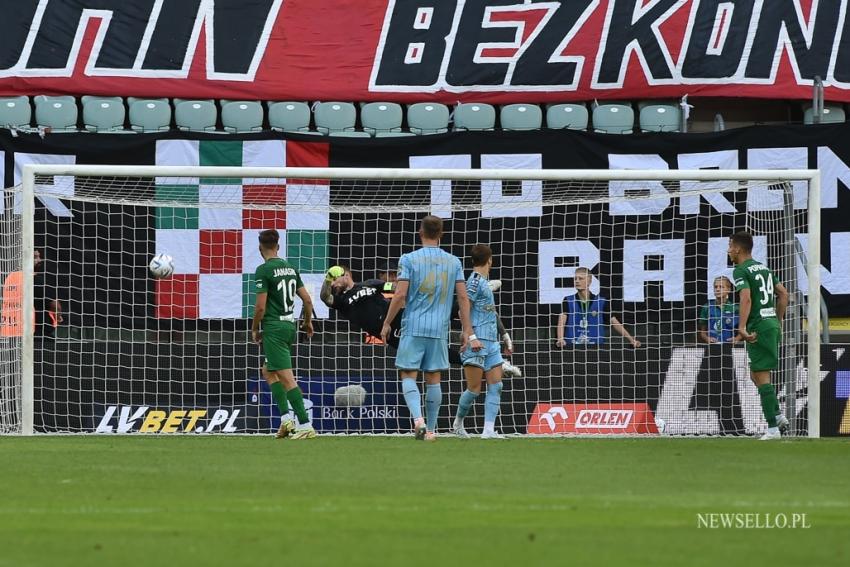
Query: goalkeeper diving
319 265 522 377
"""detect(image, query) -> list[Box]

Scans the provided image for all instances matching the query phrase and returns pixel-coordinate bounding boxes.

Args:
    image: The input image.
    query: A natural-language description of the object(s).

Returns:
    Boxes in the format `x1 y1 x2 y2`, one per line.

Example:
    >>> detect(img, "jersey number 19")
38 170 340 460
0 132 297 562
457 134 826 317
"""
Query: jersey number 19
277 279 297 312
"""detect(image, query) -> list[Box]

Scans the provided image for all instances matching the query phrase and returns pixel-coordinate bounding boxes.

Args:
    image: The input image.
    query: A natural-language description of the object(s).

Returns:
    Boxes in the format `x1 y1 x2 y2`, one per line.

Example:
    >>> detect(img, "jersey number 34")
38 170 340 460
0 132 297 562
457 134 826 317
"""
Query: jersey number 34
753 273 774 305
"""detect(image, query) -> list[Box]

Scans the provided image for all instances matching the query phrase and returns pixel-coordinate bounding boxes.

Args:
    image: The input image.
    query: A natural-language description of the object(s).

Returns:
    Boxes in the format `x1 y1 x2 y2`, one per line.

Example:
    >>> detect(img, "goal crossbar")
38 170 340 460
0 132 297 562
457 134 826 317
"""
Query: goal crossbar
24 164 819 182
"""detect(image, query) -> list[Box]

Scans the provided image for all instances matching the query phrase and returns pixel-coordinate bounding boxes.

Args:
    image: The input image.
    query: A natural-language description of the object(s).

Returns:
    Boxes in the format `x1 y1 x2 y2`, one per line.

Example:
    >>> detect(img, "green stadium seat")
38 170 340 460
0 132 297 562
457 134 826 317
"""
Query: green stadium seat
82 96 126 132
314 102 357 134
175 100 217 132
129 99 171 132
636 100 666 110
592 103 634 134
0 96 32 130
376 132 415 137
34 95 78 132
639 103 681 132
407 103 449 135
804 104 846 124
546 103 588 130
173 98 214 105
127 97 168 105
453 103 496 131
329 130 372 138
361 102 403 136
222 101 263 133
500 104 542 130
268 102 313 133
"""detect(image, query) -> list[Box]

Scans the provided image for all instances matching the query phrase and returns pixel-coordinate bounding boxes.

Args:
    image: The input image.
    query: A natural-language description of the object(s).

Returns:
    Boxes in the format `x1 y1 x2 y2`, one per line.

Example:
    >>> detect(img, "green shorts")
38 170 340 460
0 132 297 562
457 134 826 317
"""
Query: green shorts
262 321 296 371
746 319 781 372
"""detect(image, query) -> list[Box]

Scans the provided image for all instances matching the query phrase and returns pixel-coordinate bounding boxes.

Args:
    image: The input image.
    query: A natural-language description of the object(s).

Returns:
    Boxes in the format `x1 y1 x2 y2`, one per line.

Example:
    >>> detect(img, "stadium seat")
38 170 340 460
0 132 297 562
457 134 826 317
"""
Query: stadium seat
173 98 214 106
331 130 372 137
639 103 681 132
222 101 263 133
34 95 78 132
500 104 542 131
804 104 846 124
314 102 369 136
268 101 313 133
0 96 32 130
127 96 170 110
129 99 172 132
546 103 588 130
453 103 496 131
82 96 126 132
592 103 634 134
175 100 217 132
361 102 403 136
407 103 449 135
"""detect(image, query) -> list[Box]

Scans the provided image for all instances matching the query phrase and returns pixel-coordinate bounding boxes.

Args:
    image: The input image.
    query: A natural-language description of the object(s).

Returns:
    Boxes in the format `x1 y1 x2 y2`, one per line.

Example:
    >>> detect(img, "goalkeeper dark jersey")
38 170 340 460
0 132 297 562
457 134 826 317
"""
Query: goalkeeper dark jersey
330 279 390 336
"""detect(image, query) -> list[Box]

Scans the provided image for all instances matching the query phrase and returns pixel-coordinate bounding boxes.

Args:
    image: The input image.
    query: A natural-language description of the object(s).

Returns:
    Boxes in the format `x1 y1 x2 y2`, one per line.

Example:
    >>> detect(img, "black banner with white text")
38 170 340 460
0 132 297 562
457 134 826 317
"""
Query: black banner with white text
5 124 847 321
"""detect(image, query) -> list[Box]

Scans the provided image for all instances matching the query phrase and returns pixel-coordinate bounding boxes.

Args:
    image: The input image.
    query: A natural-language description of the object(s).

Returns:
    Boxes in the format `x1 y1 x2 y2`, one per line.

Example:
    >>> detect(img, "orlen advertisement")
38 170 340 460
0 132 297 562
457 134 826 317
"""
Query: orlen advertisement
528 403 660 435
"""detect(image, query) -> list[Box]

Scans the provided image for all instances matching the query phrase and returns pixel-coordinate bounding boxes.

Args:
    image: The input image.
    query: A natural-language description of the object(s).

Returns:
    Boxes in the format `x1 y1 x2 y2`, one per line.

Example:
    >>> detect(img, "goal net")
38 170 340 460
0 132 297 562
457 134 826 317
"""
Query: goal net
0 166 821 436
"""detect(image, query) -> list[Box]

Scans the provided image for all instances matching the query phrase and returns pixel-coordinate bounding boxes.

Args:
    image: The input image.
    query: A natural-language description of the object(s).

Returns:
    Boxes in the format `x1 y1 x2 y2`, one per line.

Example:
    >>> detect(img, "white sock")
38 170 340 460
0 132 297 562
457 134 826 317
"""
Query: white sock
483 421 495 434
767 426 779 434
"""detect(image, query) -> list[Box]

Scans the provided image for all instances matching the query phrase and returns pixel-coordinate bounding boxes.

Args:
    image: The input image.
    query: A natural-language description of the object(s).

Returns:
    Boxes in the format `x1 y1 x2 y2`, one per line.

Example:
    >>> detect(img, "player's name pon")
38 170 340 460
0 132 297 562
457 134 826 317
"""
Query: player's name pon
273 267 298 277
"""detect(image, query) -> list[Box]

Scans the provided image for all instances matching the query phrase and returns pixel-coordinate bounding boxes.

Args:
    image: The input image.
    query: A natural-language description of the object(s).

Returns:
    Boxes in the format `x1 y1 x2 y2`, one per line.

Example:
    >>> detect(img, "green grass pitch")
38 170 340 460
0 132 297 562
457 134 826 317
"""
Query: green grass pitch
1 437 848 567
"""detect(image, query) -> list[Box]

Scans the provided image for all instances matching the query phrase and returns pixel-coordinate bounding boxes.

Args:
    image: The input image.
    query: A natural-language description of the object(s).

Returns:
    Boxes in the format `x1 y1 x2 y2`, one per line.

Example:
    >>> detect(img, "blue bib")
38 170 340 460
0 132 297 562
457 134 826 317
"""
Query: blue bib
564 295 607 345
704 300 739 343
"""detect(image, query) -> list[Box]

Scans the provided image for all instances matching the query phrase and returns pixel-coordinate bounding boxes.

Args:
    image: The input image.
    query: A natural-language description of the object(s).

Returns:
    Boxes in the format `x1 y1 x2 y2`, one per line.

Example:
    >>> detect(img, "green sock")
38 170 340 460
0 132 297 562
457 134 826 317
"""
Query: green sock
286 387 310 425
269 382 289 416
758 384 779 428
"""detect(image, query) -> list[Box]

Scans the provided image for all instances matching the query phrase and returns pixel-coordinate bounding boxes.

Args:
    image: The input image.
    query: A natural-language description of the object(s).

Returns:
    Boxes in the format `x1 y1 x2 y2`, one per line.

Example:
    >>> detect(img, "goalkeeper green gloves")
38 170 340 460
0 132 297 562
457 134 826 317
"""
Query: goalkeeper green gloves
325 265 345 282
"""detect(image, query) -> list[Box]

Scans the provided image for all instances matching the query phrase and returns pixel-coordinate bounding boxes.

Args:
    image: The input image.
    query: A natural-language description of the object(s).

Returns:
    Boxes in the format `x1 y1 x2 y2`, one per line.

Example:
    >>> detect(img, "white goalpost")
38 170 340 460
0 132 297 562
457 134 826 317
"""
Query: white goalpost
1 164 821 437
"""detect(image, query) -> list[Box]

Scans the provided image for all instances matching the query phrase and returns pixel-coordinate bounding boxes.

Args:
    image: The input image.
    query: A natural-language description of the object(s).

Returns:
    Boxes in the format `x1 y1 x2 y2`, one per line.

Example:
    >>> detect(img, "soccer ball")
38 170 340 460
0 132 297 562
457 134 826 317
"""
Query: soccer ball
149 254 175 279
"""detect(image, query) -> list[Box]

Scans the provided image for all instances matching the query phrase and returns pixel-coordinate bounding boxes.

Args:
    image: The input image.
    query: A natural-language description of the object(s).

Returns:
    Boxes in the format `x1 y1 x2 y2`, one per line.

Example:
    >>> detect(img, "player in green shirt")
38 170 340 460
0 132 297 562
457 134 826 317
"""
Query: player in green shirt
728 231 790 440
252 229 316 440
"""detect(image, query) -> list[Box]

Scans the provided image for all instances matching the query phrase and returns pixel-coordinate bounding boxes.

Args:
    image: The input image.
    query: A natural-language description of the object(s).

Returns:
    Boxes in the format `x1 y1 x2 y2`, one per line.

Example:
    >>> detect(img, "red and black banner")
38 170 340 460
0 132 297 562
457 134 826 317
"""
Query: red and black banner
2 1 850 103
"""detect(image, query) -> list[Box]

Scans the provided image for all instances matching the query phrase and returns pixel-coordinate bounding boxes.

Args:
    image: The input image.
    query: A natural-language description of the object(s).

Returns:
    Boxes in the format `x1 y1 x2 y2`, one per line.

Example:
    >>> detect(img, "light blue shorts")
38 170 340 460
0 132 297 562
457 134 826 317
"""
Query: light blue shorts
395 335 449 372
460 339 504 370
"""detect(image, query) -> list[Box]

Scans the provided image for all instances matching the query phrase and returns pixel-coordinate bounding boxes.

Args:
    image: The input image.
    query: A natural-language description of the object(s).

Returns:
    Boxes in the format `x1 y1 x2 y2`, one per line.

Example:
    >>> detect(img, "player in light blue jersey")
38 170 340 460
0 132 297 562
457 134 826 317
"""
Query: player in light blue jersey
451 245 505 439
381 215 480 441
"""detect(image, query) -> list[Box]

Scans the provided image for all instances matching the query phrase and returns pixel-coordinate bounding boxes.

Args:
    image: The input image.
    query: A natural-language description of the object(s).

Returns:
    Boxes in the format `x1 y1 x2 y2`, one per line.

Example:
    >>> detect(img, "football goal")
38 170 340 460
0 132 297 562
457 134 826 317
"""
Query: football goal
0 165 822 437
